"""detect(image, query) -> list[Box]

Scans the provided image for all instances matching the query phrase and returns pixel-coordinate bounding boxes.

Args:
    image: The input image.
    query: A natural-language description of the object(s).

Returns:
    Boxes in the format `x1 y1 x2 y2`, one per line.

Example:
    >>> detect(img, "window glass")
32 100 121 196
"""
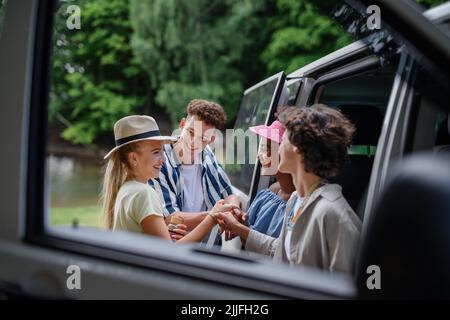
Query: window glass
43 0 431 282
225 74 284 196
0 0 6 38
404 23 450 154
406 72 450 154
286 79 301 106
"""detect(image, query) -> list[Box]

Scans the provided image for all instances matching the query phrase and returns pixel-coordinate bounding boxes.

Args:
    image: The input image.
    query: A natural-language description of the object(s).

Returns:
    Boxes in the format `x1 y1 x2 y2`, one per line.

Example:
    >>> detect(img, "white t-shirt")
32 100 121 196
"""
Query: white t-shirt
181 164 206 212
285 196 304 261
113 180 164 233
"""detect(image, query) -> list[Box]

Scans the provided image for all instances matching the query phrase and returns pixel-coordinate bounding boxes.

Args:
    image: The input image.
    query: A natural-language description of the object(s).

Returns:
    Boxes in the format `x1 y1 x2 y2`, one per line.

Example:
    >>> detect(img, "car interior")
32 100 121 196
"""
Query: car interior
313 65 397 220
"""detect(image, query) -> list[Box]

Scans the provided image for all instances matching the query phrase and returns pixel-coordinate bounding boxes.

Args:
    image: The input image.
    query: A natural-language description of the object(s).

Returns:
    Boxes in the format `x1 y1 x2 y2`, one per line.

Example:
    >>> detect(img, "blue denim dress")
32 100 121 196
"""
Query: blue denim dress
247 189 287 238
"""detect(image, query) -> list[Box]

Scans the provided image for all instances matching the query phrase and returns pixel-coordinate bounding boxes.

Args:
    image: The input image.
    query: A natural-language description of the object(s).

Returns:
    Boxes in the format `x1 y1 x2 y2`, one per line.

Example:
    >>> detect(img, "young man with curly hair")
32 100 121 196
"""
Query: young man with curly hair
149 99 240 245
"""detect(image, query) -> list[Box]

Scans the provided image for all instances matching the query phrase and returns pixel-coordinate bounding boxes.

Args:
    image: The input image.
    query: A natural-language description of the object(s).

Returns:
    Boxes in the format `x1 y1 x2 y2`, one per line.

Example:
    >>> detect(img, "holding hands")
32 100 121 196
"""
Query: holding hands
209 199 239 225
167 215 188 241
211 200 249 241
167 199 249 242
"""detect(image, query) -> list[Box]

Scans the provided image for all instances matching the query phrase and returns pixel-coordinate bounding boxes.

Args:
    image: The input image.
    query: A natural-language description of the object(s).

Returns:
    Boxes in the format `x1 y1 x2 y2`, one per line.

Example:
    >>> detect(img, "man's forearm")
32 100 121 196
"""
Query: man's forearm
168 211 208 230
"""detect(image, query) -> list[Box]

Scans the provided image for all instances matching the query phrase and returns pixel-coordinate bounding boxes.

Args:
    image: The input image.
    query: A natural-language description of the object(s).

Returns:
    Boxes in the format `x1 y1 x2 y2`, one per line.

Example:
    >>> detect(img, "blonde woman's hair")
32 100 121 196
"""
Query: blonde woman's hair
100 142 141 229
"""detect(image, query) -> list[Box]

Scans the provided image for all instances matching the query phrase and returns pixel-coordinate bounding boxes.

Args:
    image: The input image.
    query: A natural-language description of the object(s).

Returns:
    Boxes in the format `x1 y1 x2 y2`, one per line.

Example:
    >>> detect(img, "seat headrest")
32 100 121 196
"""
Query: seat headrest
357 153 450 298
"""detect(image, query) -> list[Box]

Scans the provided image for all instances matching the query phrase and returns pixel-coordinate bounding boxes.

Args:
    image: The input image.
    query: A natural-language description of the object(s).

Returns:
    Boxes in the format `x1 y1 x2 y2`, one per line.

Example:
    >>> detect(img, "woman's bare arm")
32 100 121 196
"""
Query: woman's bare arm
141 215 172 240
141 202 238 243
165 211 208 230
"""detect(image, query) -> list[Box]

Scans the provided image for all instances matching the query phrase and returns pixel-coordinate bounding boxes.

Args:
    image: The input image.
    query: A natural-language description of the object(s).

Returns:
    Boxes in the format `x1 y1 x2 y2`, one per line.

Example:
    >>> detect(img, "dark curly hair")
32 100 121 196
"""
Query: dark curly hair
279 104 356 178
187 99 227 130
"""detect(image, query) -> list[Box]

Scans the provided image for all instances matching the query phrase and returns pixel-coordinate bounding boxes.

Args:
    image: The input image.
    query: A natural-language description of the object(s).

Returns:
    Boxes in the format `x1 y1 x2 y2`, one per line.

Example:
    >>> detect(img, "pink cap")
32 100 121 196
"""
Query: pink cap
249 120 284 144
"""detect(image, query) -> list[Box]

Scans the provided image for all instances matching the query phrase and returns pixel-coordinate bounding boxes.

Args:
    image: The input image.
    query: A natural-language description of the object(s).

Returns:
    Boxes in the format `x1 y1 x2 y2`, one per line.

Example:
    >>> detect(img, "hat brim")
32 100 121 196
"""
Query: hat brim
103 135 178 159
249 125 282 144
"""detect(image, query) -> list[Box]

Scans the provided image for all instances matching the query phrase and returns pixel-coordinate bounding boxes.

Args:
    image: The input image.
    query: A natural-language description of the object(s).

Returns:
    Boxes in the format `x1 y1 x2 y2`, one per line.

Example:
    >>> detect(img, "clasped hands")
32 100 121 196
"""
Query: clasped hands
209 200 247 241
166 199 248 242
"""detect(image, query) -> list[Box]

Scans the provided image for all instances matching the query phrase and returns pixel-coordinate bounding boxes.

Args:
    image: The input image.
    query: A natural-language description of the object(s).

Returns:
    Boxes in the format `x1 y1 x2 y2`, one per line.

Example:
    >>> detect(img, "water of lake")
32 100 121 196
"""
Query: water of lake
47 155 103 207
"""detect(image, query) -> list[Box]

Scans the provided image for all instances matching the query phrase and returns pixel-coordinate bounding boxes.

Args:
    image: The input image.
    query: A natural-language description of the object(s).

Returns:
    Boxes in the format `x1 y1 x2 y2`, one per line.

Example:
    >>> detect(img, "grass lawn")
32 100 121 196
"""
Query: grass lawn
50 205 102 228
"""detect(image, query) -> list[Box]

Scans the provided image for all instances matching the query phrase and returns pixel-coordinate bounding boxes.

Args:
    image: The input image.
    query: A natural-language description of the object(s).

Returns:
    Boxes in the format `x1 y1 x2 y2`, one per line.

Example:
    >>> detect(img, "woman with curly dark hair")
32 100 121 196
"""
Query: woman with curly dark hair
218 104 362 274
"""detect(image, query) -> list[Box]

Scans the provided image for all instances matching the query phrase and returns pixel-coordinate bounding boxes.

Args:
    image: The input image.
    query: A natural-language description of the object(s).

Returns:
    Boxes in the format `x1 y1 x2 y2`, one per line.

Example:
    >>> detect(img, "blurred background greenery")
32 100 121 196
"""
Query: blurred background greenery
48 0 445 147
48 0 357 147
5 0 437 227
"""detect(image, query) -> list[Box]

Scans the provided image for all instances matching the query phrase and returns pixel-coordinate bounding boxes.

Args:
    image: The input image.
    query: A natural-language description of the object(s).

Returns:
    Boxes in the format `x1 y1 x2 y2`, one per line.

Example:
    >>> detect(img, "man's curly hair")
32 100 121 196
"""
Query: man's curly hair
279 104 356 178
187 99 227 130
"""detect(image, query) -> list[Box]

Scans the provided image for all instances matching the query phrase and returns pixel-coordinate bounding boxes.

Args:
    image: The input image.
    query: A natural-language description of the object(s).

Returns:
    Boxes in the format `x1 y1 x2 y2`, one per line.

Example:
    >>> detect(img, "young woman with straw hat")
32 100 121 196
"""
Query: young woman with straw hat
101 115 237 242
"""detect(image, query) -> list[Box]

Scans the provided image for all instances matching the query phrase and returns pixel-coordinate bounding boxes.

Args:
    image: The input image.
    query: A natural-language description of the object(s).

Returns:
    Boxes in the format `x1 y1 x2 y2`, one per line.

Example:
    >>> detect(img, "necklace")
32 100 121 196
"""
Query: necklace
288 180 325 229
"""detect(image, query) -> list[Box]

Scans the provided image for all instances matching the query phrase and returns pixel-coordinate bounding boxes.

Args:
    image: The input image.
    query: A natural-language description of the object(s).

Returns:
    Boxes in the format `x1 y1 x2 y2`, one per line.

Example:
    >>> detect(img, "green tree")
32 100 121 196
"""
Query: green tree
50 0 148 145
261 0 446 75
416 0 447 8
130 0 273 127
262 0 352 74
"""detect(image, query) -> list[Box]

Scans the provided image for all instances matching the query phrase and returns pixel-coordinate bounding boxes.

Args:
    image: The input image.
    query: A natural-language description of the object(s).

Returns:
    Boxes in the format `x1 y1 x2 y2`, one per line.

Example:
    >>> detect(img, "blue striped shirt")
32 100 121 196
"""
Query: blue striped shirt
148 143 233 217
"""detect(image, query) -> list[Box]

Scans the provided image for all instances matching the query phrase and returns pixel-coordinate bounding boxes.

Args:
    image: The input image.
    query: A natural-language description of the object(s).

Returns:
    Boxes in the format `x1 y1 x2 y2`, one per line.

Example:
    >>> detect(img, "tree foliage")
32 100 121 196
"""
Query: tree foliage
49 0 444 146
416 0 447 8
50 0 148 145
261 0 352 74
130 0 272 126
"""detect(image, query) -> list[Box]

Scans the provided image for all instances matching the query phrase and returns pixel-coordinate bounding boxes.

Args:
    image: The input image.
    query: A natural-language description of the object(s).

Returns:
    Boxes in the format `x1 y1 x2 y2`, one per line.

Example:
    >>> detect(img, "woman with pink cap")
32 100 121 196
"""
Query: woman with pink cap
237 120 295 238
220 105 361 274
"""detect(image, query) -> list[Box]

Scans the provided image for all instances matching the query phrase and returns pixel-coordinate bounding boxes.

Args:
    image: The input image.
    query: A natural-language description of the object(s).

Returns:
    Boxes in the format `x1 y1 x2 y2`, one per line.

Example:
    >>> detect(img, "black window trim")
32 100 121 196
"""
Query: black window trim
306 55 382 107
286 77 304 107
25 0 55 240
24 0 357 300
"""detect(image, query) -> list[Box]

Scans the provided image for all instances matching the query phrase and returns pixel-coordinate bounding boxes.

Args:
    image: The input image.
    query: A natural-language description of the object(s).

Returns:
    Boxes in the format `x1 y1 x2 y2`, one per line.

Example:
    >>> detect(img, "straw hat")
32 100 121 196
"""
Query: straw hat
104 115 177 159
